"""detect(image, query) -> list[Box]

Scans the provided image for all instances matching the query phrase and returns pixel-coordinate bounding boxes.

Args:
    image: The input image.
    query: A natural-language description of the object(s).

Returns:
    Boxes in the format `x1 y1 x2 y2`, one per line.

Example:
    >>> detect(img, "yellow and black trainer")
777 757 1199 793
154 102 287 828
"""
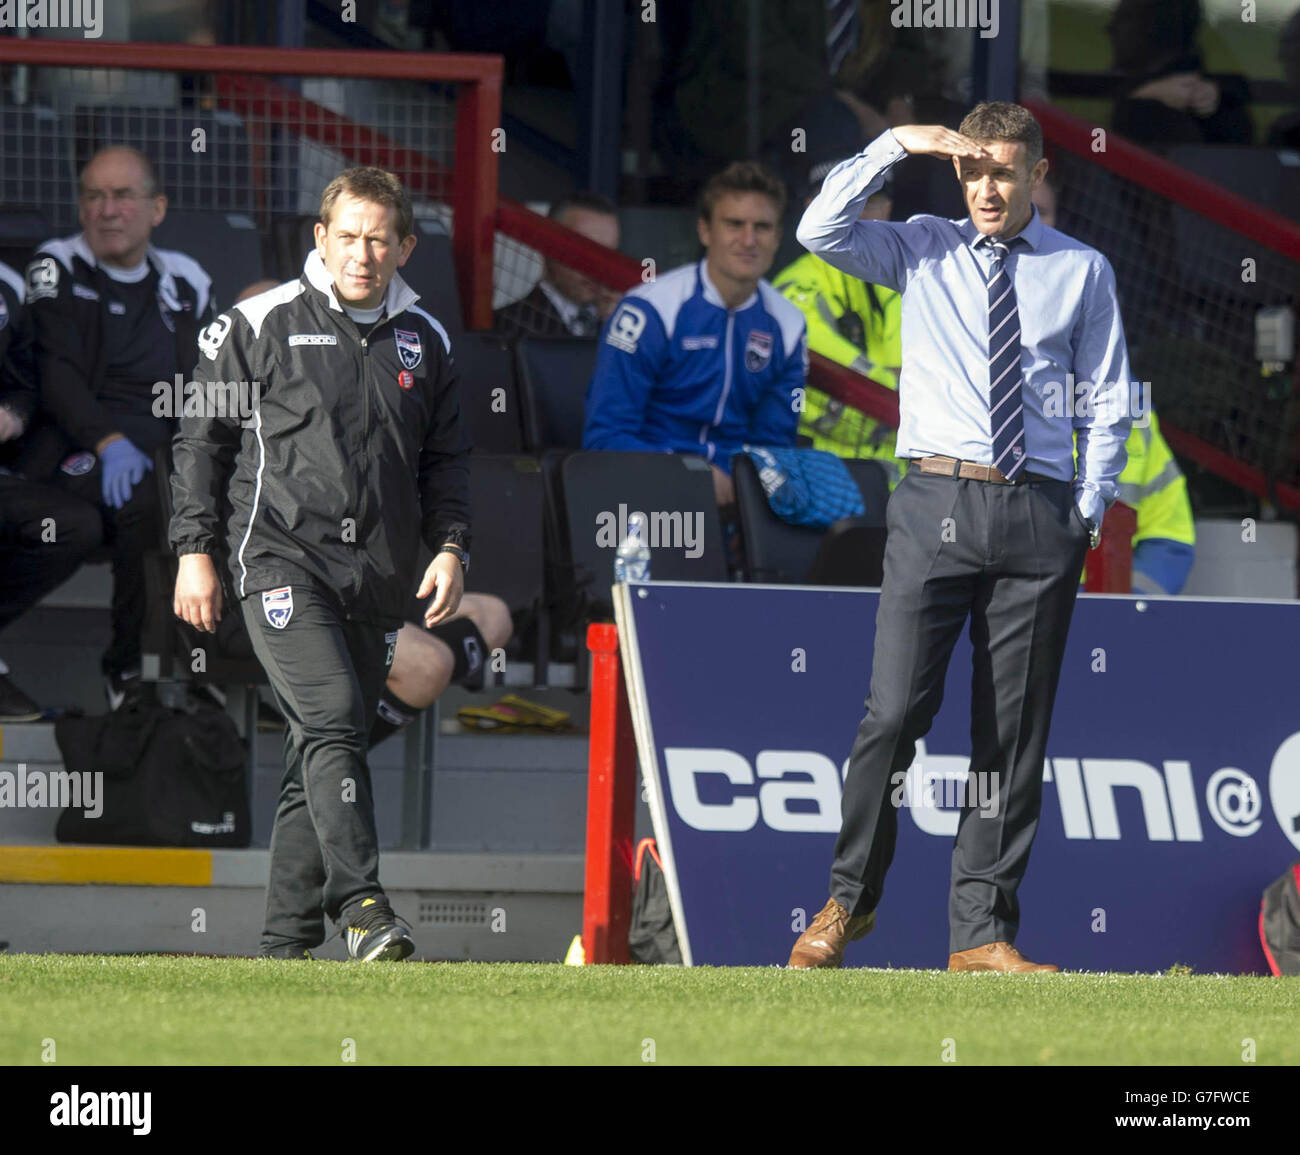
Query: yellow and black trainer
344 896 415 962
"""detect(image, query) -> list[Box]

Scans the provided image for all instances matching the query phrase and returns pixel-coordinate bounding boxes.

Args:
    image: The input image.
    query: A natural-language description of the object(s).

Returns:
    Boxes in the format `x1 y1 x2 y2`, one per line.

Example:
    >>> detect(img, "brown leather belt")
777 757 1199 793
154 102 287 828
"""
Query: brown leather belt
913 455 1051 485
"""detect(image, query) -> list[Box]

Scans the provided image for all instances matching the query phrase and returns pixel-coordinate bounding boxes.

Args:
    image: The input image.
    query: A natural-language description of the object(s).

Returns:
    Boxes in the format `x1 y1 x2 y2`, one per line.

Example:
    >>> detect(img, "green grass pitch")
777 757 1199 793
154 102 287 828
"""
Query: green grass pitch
1 955 1296 1065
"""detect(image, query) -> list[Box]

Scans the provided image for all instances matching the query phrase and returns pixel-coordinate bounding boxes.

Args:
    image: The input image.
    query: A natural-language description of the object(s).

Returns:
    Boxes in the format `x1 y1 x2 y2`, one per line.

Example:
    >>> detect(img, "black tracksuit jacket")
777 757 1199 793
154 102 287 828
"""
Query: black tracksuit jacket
169 251 472 622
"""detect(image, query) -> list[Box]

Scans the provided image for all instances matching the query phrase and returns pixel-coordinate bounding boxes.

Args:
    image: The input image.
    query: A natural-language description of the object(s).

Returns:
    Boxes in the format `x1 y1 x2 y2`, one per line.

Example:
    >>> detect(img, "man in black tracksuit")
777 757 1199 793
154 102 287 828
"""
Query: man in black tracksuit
170 167 471 961
0 259 103 719
19 147 214 703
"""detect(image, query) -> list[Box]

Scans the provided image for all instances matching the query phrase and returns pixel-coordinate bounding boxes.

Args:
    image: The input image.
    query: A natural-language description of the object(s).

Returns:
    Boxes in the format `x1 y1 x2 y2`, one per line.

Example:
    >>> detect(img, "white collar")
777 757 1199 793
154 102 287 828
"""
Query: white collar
72 233 182 309
699 258 758 313
303 249 419 317
537 278 584 331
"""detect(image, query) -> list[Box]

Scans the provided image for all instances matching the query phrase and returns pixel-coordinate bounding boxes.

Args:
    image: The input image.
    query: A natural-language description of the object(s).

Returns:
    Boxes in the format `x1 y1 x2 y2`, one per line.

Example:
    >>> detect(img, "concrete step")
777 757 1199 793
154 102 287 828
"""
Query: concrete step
0 846 583 960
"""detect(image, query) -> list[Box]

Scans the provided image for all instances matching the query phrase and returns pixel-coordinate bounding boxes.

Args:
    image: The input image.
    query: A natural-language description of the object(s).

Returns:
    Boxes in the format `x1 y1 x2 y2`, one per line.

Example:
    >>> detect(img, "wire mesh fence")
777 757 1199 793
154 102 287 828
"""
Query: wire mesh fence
1052 146 1300 506
0 63 458 244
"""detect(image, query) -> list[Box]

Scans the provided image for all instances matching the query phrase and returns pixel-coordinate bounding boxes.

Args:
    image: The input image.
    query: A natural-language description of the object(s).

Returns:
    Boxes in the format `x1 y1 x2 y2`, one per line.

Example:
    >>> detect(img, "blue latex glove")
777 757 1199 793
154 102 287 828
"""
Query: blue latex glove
99 438 152 510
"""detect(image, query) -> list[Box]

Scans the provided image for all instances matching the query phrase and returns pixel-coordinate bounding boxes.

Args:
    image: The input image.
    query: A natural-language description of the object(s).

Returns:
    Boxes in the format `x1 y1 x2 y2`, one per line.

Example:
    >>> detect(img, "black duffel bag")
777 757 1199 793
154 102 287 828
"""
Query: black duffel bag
54 695 250 848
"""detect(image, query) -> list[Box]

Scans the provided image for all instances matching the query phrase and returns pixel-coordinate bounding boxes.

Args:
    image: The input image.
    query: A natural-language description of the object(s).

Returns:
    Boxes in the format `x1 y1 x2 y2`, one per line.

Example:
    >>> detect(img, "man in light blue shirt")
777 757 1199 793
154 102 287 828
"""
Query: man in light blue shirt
788 103 1134 974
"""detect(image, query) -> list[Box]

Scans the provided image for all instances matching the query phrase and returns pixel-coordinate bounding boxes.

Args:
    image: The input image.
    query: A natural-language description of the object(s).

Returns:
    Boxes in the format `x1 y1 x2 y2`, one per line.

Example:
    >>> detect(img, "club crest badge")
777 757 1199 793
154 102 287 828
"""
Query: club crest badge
744 329 773 373
394 328 422 370
262 586 294 629
59 451 97 477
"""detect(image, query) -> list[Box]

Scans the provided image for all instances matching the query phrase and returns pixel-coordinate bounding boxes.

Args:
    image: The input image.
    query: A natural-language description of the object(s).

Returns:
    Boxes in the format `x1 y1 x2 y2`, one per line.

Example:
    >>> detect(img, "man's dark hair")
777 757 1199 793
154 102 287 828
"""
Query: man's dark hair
698 161 787 223
548 191 618 222
319 166 414 240
958 102 1043 169
81 146 163 198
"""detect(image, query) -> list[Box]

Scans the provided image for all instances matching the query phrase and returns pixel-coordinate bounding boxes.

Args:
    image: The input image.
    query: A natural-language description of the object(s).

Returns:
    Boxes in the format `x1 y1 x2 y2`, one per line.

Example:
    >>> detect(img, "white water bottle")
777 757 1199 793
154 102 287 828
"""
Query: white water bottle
614 512 652 583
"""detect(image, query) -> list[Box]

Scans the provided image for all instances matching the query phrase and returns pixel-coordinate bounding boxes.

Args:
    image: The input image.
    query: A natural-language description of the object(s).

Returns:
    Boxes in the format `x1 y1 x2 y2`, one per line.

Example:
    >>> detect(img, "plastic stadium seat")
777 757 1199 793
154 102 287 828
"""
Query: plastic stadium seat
732 453 889 585
514 336 598 451
399 219 464 332
270 213 317 282
466 453 548 668
453 333 524 453
560 451 728 616
151 210 263 313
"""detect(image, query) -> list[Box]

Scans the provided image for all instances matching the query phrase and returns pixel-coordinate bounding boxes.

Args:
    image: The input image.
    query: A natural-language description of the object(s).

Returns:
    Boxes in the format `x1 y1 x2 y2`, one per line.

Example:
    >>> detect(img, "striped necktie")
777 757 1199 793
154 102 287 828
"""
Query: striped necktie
985 235 1026 479
826 0 858 77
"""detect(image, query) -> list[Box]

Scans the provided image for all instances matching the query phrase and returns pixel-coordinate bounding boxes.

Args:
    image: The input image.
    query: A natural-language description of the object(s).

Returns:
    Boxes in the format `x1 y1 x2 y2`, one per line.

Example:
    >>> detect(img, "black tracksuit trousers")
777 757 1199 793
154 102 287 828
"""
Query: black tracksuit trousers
240 583 400 952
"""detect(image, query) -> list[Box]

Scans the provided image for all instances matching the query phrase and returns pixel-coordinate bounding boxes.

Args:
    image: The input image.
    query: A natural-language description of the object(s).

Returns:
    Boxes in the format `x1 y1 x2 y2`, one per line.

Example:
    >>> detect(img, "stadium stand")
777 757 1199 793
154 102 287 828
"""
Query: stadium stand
2 31 1298 969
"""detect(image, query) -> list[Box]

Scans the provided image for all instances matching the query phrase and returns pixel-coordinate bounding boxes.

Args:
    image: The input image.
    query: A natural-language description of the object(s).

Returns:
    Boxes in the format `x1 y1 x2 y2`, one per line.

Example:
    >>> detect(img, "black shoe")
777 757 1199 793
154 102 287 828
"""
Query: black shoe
342 896 415 962
260 943 316 960
0 673 41 722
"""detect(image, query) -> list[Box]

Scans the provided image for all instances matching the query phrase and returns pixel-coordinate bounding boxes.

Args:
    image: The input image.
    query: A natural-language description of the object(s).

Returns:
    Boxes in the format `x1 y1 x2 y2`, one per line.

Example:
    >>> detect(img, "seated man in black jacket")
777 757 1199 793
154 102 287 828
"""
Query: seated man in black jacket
171 166 471 962
0 259 103 720
20 147 214 707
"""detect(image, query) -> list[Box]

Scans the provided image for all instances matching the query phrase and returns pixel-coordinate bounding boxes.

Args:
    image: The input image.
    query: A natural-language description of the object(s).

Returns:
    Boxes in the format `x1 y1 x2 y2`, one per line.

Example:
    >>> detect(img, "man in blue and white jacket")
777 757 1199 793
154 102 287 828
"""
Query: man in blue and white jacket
583 162 808 508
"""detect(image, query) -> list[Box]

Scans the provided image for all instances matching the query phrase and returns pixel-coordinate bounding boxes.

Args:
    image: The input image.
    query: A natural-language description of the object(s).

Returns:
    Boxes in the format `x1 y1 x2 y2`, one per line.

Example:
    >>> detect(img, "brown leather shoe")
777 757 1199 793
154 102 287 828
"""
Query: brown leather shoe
948 941 1060 972
787 898 876 969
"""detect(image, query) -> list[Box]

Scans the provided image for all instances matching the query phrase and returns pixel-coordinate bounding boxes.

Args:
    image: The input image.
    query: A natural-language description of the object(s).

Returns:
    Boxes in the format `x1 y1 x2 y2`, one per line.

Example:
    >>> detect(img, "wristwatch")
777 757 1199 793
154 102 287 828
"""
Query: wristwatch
438 543 470 576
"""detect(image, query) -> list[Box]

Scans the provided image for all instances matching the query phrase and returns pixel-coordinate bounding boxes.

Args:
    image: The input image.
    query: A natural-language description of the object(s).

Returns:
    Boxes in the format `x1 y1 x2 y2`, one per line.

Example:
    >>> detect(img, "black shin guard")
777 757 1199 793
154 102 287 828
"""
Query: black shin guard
428 617 488 690
369 689 420 749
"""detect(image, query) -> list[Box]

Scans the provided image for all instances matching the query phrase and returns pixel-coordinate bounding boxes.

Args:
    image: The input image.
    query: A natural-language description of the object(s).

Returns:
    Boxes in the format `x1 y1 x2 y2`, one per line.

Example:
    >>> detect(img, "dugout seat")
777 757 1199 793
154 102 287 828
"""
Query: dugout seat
466 453 548 678
453 333 525 453
151 210 263 313
559 451 728 618
732 454 889 585
515 336 598 451
398 218 464 332
271 213 318 282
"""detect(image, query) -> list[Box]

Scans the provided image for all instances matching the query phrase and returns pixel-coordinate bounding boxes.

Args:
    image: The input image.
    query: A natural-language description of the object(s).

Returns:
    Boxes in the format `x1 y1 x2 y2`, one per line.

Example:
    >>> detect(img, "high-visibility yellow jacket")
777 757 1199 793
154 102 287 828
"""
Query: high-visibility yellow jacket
773 251 902 482
1076 409 1195 546
1115 409 1195 547
1078 408 1196 592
